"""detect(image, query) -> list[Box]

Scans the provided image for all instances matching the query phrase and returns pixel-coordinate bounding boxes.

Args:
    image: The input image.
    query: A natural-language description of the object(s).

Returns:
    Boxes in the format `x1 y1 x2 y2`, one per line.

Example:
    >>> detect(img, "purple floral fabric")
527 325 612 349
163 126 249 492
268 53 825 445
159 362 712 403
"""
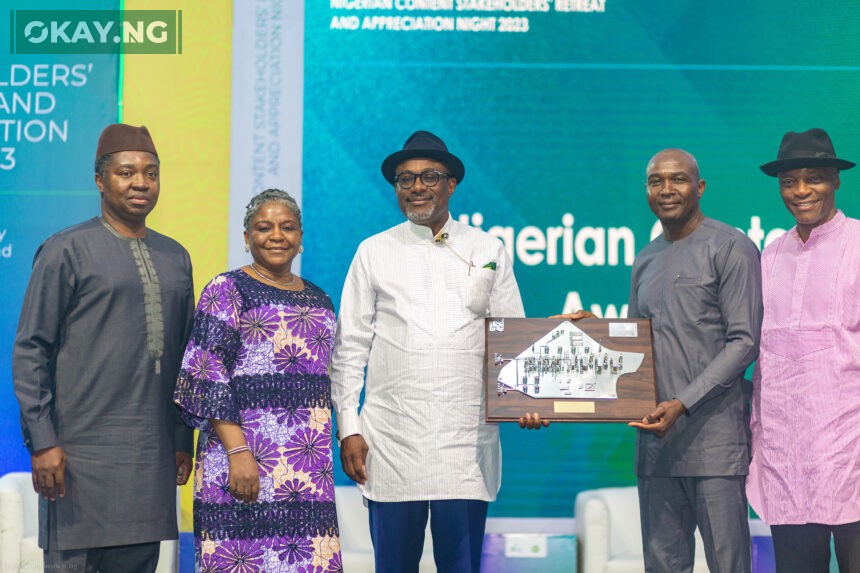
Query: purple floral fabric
175 270 341 572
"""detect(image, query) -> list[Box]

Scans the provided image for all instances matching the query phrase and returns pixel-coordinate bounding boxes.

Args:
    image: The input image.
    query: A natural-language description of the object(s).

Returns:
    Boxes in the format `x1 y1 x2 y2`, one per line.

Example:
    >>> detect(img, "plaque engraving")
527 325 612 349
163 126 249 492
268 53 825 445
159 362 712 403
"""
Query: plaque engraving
485 318 657 422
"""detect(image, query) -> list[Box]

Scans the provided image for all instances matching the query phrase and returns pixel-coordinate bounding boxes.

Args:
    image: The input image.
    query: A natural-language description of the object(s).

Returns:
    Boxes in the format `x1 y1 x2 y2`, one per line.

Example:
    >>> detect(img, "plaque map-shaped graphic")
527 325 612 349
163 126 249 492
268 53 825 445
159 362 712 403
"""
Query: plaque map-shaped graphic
495 321 644 400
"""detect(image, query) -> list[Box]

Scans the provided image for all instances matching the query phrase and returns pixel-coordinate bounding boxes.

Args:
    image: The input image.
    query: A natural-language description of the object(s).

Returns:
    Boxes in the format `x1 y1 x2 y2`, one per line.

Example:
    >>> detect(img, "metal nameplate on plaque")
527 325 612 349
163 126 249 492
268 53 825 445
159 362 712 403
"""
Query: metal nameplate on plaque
485 317 657 422
554 401 596 414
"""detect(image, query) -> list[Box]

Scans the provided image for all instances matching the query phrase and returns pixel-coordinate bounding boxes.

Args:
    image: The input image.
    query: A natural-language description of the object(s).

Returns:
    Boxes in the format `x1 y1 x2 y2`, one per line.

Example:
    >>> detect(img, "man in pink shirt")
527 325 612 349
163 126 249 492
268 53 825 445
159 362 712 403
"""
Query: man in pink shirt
749 128 860 572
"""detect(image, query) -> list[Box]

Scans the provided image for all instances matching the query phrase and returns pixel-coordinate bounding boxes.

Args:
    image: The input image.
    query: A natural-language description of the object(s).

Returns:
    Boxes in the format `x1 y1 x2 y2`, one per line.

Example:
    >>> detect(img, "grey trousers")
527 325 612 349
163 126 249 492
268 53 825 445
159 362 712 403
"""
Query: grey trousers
43 541 160 573
638 475 751 573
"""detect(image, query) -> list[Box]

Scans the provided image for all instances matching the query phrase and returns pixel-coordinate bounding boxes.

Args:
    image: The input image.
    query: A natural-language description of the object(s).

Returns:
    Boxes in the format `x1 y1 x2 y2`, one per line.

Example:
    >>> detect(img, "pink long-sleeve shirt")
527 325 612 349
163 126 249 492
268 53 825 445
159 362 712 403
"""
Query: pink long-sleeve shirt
748 210 860 525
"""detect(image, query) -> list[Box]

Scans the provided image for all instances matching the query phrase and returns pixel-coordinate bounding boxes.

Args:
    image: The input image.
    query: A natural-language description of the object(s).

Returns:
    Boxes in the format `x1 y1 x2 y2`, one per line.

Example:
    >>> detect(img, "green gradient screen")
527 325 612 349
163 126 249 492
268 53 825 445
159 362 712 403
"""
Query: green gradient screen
302 2 860 516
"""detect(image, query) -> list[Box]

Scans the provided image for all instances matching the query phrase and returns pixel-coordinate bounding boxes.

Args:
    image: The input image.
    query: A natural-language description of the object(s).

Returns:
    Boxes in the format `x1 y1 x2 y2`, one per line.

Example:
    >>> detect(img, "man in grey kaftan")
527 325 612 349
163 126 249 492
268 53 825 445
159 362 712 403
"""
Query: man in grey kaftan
12 124 193 572
627 149 762 572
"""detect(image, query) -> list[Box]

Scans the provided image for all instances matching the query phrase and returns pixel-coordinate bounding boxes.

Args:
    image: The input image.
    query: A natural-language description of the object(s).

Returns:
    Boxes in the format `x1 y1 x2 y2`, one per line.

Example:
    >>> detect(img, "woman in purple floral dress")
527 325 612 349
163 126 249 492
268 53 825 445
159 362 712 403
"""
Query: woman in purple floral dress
174 189 342 572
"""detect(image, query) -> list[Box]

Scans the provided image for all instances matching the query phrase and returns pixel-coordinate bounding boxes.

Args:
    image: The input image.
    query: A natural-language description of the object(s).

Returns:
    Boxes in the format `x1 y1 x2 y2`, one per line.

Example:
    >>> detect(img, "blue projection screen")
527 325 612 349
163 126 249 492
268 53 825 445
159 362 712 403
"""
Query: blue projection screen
0 0 119 478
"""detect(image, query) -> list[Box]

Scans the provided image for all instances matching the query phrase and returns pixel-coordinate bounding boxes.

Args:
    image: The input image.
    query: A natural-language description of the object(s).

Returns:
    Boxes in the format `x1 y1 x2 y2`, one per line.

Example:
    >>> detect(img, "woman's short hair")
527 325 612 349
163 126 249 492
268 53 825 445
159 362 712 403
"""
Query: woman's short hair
244 189 302 232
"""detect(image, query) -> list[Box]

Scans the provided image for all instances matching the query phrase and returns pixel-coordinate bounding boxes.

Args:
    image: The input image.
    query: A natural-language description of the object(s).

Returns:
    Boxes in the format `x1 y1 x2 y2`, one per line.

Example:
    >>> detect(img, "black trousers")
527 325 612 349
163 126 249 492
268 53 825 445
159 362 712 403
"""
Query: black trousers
771 521 860 573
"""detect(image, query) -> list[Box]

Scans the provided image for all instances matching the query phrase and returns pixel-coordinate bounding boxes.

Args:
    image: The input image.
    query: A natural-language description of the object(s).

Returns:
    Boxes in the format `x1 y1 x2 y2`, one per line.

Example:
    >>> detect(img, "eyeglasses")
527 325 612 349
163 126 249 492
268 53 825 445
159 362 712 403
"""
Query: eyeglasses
394 169 452 189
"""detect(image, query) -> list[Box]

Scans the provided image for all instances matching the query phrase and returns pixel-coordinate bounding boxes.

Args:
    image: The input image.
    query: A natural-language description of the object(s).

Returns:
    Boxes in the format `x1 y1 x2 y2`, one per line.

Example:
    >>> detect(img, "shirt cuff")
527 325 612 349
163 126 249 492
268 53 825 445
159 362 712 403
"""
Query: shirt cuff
173 422 193 454
673 387 697 414
336 408 361 443
27 420 59 453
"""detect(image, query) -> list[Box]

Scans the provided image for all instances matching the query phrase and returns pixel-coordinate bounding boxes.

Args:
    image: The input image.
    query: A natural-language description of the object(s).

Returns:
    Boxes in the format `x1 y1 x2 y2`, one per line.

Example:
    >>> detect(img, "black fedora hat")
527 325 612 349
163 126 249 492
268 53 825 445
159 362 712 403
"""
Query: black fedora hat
381 130 465 185
760 128 855 177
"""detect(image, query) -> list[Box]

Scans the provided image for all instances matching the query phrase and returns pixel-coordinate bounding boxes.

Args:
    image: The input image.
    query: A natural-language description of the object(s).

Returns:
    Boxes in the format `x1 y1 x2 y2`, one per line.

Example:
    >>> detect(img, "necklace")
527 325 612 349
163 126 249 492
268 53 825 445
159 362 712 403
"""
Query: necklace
250 263 295 287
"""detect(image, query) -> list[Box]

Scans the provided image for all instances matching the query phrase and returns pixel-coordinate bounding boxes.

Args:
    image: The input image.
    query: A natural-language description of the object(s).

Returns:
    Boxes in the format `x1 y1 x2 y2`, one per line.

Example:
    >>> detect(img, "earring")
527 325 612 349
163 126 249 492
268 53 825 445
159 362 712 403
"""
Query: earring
244 244 249 252
299 245 304 253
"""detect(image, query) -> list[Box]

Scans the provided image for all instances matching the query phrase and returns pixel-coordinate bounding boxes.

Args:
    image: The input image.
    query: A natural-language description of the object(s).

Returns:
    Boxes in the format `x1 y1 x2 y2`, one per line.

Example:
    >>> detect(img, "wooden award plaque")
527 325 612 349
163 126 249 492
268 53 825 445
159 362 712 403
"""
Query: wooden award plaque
485 317 656 422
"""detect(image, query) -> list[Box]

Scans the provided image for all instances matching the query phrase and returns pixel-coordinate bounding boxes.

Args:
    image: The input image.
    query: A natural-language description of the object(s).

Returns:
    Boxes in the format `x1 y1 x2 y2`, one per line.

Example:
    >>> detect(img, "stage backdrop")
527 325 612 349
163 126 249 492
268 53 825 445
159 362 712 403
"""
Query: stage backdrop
300 1 860 517
0 0 119 477
123 0 233 532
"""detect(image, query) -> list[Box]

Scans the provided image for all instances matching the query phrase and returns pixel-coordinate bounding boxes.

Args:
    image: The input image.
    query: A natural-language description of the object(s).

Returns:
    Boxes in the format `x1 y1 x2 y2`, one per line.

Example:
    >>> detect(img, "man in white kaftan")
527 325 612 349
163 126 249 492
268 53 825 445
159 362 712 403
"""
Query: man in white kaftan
332 131 524 573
